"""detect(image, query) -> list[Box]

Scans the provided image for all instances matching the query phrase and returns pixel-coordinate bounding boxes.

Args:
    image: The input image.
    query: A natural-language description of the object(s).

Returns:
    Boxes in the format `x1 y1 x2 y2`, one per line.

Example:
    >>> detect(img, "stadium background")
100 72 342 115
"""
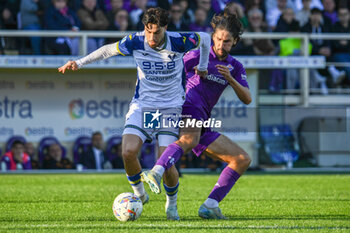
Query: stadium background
0 0 350 231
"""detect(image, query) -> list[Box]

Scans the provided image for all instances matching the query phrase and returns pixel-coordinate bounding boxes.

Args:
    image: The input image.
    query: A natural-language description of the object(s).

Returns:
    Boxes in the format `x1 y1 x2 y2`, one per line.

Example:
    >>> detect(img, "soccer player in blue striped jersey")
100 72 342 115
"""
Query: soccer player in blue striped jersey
58 7 211 220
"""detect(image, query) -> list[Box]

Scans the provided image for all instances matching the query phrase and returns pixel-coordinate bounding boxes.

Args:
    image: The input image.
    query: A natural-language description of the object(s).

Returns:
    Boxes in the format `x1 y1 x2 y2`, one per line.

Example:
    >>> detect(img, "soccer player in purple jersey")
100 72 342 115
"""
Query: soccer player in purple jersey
142 12 252 219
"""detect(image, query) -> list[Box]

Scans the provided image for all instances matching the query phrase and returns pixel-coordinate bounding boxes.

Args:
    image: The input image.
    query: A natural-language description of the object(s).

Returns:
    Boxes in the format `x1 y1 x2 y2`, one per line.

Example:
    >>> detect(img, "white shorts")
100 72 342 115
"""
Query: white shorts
122 101 182 147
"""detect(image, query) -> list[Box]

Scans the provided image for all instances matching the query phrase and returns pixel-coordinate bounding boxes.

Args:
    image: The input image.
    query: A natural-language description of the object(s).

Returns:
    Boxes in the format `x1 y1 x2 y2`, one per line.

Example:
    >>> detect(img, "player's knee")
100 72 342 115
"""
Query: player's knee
230 151 251 168
239 152 251 168
122 147 138 162
178 134 199 151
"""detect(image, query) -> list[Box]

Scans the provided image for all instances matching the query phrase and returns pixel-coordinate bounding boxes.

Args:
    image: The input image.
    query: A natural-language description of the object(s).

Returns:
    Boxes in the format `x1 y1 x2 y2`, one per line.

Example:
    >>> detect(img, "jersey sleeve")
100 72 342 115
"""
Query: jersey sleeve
116 33 135 56
179 32 201 53
183 50 200 74
232 61 249 88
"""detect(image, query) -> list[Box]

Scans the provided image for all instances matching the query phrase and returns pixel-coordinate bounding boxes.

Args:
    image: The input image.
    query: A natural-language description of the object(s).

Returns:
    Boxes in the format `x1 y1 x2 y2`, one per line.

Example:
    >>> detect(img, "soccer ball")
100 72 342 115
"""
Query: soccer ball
112 192 143 222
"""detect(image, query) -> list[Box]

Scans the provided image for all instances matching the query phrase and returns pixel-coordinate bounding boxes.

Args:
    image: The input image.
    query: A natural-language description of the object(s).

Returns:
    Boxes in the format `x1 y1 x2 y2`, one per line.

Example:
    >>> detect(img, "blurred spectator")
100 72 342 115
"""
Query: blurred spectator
248 8 275 55
42 143 73 169
278 21 312 91
232 8 275 56
20 0 42 55
189 8 212 32
110 142 124 169
195 0 215 25
1 0 20 52
106 0 125 24
146 0 157 8
266 0 295 30
275 7 298 32
67 0 106 12
224 2 249 28
129 0 148 29
178 0 194 25
212 0 229 13
294 0 323 11
111 9 130 31
295 0 312 27
244 0 266 16
1 0 19 30
44 0 81 55
77 0 109 53
1 140 32 171
332 6 350 84
301 7 345 86
24 142 39 169
322 0 338 26
106 9 131 43
79 132 112 170
167 3 189 31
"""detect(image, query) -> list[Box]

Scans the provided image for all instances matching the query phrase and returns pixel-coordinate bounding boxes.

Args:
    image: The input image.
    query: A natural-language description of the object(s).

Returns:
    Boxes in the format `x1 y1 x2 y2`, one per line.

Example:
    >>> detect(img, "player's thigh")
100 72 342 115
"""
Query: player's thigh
177 118 202 148
205 134 249 164
122 134 143 158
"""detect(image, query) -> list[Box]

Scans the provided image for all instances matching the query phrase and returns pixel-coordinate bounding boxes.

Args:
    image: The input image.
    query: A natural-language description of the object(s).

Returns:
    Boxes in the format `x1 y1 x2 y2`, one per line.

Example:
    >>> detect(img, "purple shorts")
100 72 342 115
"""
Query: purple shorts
182 103 221 157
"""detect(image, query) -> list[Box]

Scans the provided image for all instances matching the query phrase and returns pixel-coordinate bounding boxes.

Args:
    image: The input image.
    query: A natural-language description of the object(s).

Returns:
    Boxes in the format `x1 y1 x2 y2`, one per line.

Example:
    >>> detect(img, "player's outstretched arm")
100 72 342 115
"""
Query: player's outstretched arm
58 61 78 74
58 43 119 73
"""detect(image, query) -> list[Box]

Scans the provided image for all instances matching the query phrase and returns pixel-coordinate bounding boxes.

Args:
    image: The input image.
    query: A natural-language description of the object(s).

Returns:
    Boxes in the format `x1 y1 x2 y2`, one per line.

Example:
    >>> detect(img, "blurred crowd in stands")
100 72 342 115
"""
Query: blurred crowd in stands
0 132 223 171
0 0 349 89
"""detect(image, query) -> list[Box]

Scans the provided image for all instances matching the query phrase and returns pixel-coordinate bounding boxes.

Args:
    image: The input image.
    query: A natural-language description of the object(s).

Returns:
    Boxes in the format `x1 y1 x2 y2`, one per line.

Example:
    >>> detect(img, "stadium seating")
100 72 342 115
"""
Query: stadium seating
260 124 299 164
140 142 156 168
298 117 350 166
72 136 92 165
6 135 27 152
38 136 66 165
106 135 122 164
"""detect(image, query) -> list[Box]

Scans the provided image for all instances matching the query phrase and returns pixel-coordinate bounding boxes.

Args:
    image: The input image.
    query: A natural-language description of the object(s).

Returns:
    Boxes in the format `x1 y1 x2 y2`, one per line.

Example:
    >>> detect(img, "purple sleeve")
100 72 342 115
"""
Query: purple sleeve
183 50 200 74
232 61 249 88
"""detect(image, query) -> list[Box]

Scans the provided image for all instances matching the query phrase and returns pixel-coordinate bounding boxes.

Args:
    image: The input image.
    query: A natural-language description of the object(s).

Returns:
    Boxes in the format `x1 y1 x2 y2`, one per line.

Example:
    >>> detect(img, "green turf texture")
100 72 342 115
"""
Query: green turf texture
0 174 349 232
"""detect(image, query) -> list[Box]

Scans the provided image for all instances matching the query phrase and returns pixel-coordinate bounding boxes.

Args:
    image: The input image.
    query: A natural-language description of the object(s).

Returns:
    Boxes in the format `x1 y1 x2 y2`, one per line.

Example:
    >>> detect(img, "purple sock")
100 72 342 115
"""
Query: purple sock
208 166 241 203
156 143 183 170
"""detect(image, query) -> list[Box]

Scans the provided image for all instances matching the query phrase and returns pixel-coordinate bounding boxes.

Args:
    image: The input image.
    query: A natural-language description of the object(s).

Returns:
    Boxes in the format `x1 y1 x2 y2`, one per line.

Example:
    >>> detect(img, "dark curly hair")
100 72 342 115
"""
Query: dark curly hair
211 12 243 44
142 7 169 27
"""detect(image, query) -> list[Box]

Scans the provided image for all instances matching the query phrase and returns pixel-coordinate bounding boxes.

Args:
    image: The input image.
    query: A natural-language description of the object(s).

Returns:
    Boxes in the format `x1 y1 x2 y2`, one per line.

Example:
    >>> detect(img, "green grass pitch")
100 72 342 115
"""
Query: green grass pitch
0 173 349 232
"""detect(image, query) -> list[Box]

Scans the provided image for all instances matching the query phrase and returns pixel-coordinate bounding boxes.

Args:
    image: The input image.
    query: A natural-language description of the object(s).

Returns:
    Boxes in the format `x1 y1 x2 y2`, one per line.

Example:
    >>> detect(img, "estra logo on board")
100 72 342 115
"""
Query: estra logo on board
68 97 129 119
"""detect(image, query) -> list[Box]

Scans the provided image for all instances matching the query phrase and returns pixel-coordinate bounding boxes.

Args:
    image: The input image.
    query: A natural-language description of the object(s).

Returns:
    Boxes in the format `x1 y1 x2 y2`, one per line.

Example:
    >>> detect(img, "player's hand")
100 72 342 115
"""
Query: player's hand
58 61 78 74
194 67 208 78
216 64 232 81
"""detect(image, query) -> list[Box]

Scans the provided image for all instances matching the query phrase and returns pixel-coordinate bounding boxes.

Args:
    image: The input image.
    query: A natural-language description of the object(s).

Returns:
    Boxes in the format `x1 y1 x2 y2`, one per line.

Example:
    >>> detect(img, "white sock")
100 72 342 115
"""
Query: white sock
204 198 219 208
131 182 145 197
152 165 165 177
166 193 178 209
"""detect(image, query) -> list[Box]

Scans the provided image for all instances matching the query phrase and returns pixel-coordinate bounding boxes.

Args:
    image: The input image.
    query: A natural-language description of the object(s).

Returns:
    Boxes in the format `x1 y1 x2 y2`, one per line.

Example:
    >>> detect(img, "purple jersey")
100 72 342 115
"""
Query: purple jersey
183 46 249 119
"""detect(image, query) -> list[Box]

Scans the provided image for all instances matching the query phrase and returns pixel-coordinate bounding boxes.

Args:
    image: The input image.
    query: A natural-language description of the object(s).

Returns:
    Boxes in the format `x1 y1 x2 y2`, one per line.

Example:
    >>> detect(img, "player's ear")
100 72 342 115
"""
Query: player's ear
232 37 238 46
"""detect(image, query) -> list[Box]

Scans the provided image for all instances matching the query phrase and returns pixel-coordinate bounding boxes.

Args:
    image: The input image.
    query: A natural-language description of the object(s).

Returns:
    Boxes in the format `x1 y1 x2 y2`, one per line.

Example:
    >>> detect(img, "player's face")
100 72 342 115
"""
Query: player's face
212 29 236 60
145 23 166 49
